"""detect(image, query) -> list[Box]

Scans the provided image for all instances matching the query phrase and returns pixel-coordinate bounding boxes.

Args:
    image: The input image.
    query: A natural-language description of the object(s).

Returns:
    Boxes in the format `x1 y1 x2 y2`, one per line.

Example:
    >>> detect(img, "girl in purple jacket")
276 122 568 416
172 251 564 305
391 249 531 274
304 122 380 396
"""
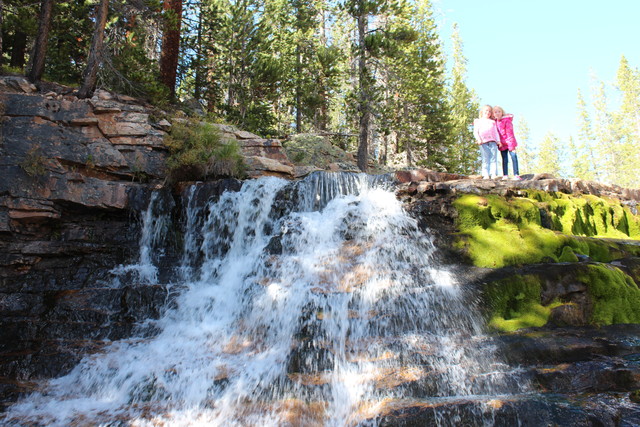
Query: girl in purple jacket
493 106 521 180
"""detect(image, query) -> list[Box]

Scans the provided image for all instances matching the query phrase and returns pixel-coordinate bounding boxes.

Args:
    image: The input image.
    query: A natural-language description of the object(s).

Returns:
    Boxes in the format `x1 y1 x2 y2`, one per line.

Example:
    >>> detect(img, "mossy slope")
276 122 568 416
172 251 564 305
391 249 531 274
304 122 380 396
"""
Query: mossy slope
453 191 640 332
453 192 640 269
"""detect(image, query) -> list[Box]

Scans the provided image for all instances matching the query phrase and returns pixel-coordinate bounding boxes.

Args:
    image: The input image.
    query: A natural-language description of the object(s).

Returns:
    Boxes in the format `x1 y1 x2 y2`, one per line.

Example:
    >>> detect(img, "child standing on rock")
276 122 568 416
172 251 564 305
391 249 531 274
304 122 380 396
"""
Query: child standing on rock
473 105 501 179
493 105 521 180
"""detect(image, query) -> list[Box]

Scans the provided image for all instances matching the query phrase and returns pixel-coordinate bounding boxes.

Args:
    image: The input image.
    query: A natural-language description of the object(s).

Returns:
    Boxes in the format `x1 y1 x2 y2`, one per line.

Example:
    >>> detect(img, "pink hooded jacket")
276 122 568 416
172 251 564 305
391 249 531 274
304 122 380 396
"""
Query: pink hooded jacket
495 114 518 151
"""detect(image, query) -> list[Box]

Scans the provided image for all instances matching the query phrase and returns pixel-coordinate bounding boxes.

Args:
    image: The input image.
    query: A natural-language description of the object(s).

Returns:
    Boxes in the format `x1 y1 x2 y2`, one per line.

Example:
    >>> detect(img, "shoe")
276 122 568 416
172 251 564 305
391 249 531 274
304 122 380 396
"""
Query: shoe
490 175 499 179
501 175 509 180
513 175 522 180
482 175 490 179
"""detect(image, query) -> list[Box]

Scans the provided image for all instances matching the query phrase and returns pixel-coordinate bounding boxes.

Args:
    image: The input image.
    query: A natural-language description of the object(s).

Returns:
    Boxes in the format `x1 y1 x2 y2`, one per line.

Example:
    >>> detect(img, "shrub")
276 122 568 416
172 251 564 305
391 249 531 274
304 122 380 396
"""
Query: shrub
164 120 245 181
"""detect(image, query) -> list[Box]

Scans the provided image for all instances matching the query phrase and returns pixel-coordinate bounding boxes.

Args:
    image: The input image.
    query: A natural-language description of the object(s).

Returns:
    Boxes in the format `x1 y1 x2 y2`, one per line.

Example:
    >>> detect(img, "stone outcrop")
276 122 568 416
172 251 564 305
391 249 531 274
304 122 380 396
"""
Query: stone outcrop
396 170 640 204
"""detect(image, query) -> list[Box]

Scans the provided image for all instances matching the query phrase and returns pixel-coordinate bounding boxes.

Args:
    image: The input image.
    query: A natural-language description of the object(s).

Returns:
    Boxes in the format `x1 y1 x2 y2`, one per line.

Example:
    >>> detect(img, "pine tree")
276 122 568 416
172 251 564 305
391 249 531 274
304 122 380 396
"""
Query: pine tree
615 56 640 135
535 132 562 177
612 56 640 188
573 89 596 180
591 77 618 184
515 116 533 175
381 0 451 170
342 0 376 171
3 1 39 71
447 23 479 175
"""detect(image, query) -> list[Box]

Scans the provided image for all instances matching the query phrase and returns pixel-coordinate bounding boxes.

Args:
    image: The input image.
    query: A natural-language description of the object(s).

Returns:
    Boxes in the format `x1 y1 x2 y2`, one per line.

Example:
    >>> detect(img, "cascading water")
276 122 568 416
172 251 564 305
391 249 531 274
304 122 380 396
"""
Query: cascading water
110 191 172 286
2 172 527 426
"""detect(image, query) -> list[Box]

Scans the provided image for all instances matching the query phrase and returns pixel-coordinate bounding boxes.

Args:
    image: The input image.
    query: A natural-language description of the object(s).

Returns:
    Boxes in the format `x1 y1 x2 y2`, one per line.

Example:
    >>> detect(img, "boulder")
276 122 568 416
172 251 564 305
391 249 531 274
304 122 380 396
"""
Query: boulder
0 76 37 93
245 155 294 178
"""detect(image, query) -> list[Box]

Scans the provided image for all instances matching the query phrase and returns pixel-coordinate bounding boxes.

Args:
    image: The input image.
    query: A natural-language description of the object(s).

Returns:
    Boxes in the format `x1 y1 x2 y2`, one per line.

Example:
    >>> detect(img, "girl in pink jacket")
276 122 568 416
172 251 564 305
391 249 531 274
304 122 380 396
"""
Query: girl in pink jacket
473 105 500 179
493 106 521 180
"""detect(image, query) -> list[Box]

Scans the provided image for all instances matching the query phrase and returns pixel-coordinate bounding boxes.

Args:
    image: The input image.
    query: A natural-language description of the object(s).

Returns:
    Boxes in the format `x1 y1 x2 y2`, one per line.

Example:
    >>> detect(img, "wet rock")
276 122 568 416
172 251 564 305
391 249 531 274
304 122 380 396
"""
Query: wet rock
496 325 640 365
373 396 615 427
394 169 467 184
549 303 587 326
533 358 640 393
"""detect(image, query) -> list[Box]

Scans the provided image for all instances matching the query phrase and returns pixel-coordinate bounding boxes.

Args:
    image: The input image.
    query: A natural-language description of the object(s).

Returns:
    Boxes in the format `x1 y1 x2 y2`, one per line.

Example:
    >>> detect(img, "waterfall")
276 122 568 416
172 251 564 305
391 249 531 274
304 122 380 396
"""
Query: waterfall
110 191 172 285
2 172 526 426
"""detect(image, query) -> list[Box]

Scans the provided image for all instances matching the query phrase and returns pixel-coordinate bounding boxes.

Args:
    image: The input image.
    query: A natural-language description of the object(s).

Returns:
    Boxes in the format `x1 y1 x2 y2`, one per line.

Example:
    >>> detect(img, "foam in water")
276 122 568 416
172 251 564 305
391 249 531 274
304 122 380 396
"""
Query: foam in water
3 173 526 426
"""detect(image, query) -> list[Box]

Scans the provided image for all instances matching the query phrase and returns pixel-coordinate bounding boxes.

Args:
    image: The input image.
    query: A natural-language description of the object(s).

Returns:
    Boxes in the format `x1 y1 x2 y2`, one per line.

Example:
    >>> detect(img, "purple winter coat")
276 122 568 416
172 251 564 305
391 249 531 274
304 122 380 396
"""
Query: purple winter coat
496 114 518 151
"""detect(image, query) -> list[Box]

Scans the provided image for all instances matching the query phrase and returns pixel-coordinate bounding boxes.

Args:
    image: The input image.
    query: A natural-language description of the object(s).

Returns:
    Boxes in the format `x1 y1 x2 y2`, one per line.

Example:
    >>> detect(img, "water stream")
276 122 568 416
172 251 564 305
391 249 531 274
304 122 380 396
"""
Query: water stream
3 172 526 426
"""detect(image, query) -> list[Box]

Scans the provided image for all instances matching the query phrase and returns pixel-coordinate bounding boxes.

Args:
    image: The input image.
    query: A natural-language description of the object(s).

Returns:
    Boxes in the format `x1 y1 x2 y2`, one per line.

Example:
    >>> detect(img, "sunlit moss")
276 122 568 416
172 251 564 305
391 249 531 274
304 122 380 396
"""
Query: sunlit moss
484 275 563 332
579 264 640 325
529 191 640 240
453 192 640 268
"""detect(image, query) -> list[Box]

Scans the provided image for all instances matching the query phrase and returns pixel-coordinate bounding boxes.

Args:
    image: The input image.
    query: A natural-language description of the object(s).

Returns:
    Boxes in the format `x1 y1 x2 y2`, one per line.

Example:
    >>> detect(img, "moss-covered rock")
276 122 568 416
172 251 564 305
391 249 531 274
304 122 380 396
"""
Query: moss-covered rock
453 192 640 268
482 263 640 332
579 264 640 325
558 246 579 262
485 275 563 332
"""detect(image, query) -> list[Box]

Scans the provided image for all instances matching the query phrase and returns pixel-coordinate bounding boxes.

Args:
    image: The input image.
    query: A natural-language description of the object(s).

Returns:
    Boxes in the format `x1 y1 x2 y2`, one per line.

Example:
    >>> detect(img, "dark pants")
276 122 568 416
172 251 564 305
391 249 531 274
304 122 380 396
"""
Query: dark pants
501 150 519 175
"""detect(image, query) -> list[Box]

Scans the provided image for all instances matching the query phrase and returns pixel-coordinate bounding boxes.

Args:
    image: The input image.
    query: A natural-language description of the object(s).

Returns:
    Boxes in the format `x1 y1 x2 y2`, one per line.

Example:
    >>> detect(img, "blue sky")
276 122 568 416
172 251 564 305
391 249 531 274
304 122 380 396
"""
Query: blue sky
433 0 640 152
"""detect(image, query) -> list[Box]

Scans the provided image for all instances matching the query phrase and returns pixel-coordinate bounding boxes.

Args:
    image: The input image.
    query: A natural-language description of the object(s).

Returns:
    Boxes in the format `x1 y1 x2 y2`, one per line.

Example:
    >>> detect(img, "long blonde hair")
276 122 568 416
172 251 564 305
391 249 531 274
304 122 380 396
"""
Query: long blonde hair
479 105 493 118
493 105 506 116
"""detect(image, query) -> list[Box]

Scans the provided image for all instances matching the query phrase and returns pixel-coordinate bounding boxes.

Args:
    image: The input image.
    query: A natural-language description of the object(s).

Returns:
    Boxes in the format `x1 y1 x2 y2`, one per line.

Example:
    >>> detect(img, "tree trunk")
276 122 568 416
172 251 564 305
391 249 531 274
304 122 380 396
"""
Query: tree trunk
159 0 183 99
356 12 369 173
77 0 109 99
9 31 27 69
194 9 203 100
0 0 4 66
28 0 54 83
295 46 302 132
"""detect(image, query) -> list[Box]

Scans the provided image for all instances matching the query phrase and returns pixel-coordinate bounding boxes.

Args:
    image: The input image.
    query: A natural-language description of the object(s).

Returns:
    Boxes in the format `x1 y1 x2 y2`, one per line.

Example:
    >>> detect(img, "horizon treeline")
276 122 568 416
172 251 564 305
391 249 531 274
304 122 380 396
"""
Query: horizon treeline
3 1 638 188
1 0 480 174
523 56 640 189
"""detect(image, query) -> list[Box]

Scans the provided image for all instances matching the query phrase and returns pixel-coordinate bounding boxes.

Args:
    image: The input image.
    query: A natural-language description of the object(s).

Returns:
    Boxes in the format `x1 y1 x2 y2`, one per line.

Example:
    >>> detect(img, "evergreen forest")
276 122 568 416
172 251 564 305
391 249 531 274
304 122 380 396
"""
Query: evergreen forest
2 0 639 186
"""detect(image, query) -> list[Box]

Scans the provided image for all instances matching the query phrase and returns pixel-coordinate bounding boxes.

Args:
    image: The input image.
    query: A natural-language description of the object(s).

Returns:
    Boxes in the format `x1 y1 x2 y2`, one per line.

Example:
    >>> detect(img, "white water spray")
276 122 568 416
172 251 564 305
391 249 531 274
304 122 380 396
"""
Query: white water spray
3 173 525 426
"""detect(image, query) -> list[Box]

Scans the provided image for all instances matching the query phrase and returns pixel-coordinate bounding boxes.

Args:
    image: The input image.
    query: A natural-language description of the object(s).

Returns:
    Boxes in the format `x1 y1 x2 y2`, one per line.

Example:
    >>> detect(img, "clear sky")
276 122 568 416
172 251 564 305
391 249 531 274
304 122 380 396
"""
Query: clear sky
433 0 640 152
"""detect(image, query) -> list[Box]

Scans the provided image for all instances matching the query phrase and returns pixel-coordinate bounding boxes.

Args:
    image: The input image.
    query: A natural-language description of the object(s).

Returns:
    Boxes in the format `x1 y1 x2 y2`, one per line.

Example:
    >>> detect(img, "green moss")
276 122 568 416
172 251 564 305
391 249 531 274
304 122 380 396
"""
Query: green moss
485 275 562 332
579 264 640 325
454 194 564 268
558 246 579 262
484 264 640 332
453 192 640 268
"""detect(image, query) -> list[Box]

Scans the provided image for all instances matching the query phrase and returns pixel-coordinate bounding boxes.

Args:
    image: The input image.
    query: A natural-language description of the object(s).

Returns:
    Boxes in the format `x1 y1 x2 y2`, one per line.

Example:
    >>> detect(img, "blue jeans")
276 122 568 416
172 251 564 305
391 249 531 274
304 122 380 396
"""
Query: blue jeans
501 150 519 175
480 142 498 177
